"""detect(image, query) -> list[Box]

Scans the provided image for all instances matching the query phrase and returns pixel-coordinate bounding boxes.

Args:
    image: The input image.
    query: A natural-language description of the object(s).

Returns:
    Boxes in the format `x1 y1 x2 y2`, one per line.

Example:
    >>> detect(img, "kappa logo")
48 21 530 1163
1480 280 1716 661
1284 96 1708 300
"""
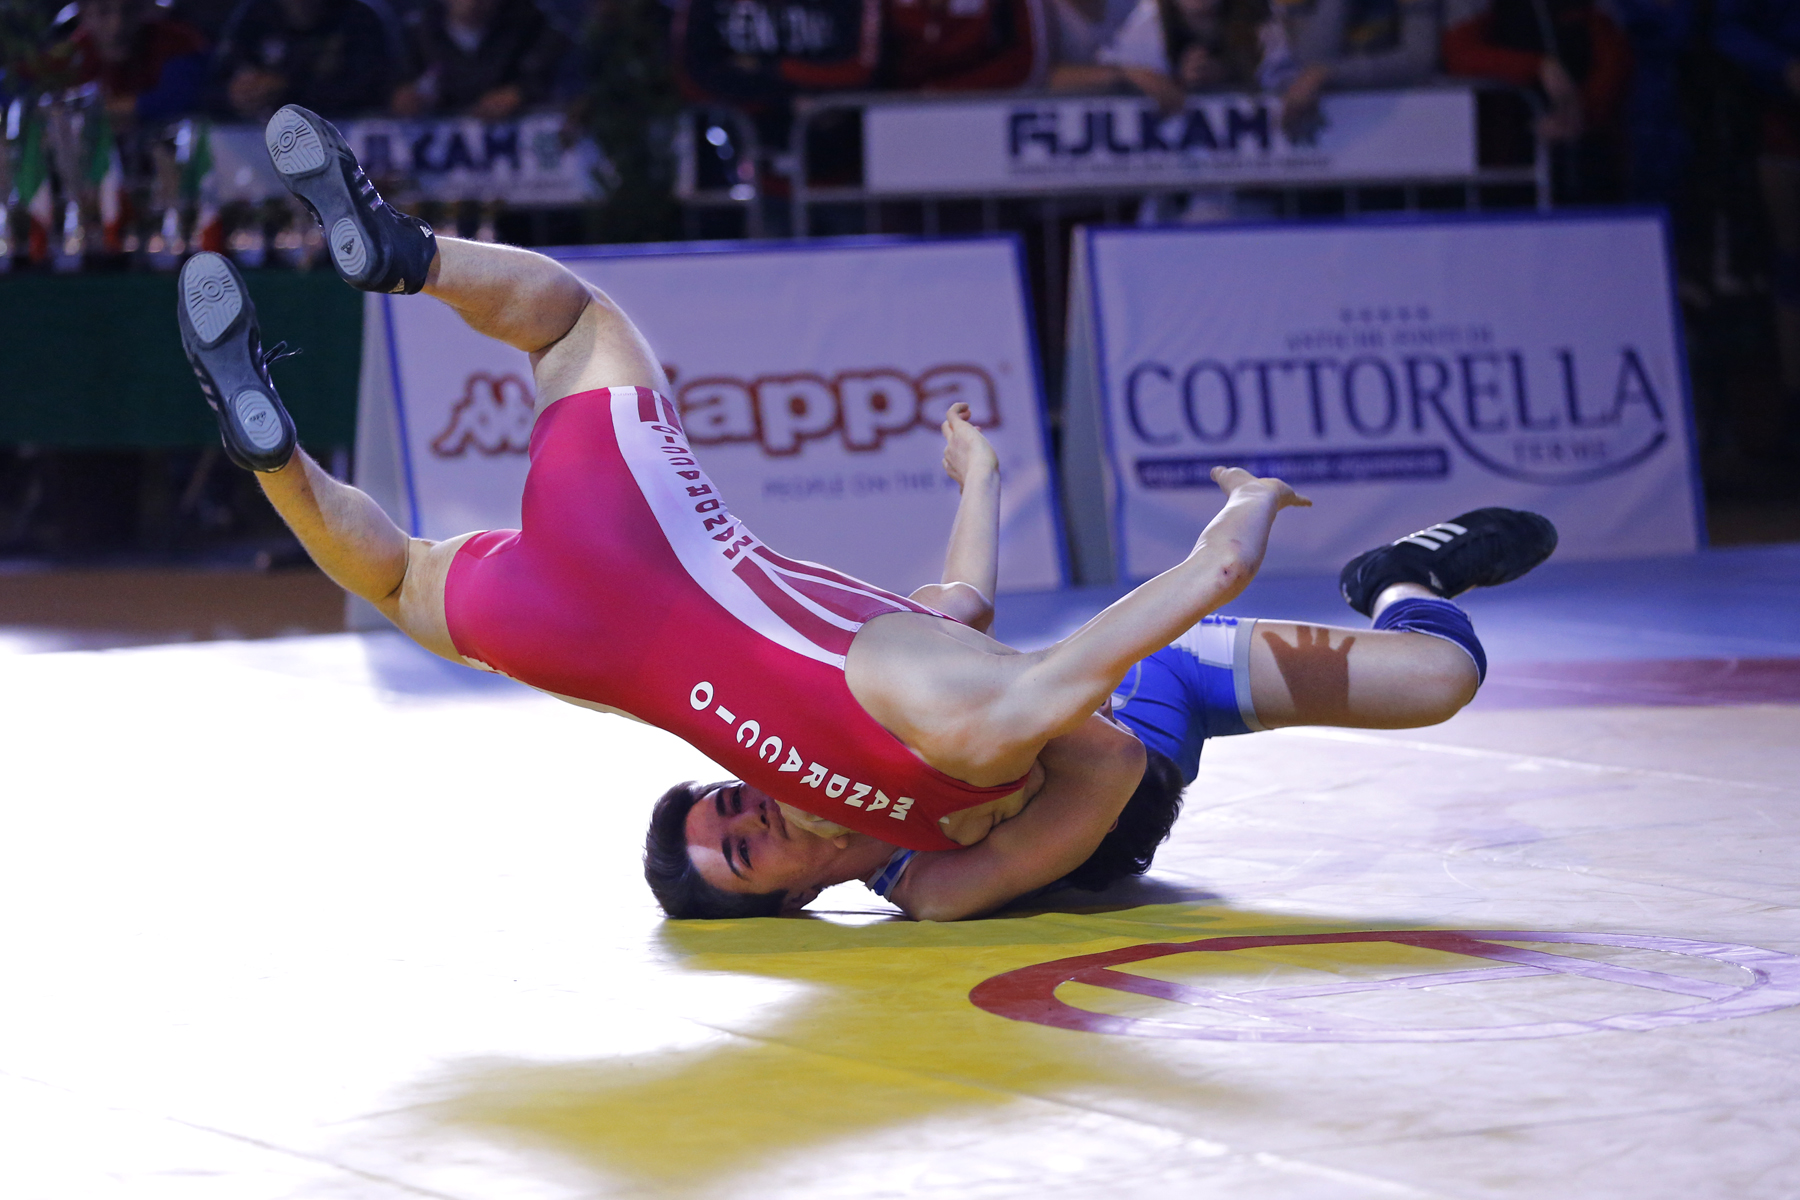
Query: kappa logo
431 372 535 457
676 364 998 456
689 681 915 821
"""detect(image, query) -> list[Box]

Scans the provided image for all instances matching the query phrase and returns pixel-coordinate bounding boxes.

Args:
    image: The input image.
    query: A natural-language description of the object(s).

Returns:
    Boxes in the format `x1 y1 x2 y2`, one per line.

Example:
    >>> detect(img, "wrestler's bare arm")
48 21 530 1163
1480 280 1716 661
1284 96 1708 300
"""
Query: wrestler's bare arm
888 713 1147 921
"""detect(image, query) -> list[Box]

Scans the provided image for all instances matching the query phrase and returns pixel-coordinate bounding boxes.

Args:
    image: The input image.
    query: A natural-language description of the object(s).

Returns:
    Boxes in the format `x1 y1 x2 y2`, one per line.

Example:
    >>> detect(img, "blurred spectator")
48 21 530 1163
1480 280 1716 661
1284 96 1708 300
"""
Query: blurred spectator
673 0 881 103
1162 0 1271 92
1716 0 1800 438
391 0 569 118
880 0 1044 90
214 0 408 119
1279 0 1439 138
168 0 244 42
71 0 211 126
1614 0 1693 211
1443 0 1631 199
1044 0 1186 110
574 0 683 241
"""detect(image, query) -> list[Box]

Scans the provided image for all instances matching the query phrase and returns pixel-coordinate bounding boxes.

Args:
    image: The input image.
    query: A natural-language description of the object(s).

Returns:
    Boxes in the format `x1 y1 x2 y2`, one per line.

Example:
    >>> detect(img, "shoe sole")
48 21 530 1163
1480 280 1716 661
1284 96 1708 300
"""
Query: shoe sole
266 107 376 288
178 253 290 456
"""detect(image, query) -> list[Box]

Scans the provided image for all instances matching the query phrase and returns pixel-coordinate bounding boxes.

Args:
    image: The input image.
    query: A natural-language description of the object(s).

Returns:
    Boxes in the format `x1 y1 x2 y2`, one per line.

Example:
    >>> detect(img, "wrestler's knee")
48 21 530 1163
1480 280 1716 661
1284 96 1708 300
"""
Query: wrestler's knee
1401 640 1481 725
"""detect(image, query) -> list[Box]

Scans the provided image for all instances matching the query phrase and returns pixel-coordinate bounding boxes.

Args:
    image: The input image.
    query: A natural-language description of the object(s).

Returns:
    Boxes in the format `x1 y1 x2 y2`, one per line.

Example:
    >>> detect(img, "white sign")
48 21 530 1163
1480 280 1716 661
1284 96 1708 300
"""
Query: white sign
359 238 1065 596
208 113 600 206
1060 215 1702 582
863 88 1475 196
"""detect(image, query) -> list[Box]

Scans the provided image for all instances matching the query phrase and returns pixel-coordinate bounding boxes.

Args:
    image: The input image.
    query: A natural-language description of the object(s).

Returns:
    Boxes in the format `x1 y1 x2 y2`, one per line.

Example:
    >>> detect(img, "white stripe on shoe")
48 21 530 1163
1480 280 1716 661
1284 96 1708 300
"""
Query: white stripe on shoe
1395 522 1468 551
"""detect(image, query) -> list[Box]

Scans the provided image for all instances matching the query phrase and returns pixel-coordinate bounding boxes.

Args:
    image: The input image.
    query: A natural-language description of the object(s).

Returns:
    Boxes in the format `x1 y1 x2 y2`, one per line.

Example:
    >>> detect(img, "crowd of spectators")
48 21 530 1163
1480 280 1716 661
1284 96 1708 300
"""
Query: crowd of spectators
26 0 575 123
8 0 1800 291
11 0 1800 207
10 0 1773 215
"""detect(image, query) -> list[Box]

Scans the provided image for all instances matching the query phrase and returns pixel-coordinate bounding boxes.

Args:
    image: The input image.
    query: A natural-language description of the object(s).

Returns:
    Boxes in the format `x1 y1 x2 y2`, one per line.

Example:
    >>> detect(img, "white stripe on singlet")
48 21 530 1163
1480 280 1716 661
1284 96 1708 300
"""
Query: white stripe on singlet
609 387 849 668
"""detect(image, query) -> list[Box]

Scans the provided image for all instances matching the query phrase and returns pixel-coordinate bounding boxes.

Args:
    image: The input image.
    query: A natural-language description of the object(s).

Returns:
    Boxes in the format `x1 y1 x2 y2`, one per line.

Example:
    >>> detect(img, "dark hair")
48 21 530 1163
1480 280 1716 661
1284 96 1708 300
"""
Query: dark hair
643 781 787 919
1055 747 1186 891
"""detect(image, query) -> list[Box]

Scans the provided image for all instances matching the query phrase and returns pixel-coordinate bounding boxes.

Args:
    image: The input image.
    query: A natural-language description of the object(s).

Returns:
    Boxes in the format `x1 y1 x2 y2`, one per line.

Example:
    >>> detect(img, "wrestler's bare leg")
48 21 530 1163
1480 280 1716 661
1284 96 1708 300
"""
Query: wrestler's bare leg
1247 582 1481 730
849 469 1306 785
421 237 666 403
251 449 467 658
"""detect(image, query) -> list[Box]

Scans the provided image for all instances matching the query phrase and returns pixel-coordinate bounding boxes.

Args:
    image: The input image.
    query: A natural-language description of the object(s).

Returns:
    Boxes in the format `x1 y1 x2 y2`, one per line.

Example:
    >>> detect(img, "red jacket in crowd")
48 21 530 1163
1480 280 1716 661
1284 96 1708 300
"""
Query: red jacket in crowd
1443 0 1631 129
883 0 1039 90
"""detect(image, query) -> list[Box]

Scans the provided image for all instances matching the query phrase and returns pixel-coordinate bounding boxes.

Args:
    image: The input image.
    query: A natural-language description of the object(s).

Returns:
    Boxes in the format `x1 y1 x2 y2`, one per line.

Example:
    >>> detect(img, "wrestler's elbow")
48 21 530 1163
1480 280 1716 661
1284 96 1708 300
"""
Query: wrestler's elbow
1072 732 1147 818
1095 726 1148 789
907 891 1000 923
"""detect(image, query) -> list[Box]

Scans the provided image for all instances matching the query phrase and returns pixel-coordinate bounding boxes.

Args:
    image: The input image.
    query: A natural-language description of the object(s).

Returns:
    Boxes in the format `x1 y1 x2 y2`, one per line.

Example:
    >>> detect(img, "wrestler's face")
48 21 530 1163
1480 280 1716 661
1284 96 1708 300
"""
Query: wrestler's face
685 782 841 905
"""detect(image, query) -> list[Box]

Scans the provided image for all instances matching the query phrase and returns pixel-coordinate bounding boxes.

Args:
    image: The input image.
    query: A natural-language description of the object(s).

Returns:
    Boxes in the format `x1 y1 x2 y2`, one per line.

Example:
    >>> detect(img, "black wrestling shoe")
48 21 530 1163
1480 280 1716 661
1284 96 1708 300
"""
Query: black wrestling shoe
1339 507 1559 617
265 104 435 295
176 251 298 473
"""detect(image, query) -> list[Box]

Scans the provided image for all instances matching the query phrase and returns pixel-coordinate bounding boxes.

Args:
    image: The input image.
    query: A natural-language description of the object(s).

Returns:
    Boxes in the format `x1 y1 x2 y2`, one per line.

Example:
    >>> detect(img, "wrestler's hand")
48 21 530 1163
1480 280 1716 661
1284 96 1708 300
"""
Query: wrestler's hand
1210 465 1312 511
941 403 999 492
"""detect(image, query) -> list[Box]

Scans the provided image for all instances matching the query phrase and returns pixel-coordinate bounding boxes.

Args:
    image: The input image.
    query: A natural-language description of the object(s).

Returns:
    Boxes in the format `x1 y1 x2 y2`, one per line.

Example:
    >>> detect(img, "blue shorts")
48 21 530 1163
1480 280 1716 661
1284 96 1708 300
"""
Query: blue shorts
867 614 1262 901
1111 615 1263 785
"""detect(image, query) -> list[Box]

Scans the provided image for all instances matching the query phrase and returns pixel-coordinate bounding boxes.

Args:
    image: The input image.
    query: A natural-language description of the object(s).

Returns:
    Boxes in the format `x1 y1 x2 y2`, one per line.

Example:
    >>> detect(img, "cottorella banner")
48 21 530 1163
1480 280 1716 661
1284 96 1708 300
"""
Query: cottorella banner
862 88 1474 195
1059 214 1702 582
355 237 1064 599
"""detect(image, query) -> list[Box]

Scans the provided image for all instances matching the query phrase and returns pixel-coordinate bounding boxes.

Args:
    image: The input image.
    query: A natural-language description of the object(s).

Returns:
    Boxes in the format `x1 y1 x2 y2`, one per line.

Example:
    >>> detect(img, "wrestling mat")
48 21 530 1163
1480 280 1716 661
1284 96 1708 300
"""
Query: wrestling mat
3 549 1798 1198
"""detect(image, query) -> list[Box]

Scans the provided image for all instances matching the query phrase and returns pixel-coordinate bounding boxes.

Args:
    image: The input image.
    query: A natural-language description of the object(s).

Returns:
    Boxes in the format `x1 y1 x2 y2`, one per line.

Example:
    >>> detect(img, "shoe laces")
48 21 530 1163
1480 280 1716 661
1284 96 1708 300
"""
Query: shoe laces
260 340 303 369
350 164 398 219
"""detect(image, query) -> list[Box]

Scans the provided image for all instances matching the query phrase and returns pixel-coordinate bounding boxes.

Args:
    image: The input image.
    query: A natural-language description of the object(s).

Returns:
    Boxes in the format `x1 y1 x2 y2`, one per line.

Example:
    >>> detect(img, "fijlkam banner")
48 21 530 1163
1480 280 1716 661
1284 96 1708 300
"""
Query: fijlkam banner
1060 214 1702 581
356 237 1065 598
863 88 1475 195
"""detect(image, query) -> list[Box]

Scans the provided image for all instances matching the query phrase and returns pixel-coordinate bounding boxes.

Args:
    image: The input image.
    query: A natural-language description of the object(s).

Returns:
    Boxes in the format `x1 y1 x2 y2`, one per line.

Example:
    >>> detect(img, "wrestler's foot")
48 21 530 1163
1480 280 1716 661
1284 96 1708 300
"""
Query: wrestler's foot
1339 508 1558 617
176 251 298 472
265 104 435 295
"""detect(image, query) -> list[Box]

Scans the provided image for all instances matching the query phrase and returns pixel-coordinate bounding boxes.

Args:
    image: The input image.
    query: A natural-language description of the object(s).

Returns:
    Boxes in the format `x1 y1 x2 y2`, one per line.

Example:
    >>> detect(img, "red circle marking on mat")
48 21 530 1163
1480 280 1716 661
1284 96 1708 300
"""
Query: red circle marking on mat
969 930 1800 1042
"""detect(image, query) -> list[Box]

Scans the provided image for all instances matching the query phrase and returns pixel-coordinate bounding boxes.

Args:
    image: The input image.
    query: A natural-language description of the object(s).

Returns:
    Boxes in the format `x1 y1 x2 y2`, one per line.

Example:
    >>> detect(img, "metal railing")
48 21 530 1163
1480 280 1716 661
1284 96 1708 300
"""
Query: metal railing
673 106 767 240
674 84 1551 244
792 85 1547 232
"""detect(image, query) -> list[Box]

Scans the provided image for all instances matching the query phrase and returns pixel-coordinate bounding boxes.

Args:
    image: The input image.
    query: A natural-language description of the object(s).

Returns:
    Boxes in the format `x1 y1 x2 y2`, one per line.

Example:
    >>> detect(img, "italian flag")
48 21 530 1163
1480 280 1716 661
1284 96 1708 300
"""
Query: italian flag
86 108 125 252
17 112 54 263
184 120 222 253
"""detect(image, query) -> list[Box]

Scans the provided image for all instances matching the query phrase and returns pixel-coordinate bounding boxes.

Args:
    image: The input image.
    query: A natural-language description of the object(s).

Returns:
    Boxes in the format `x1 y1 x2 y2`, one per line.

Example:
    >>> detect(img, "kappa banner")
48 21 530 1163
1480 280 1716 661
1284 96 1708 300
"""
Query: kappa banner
358 238 1064 596
1060 215 1702 581
863 88 1474 196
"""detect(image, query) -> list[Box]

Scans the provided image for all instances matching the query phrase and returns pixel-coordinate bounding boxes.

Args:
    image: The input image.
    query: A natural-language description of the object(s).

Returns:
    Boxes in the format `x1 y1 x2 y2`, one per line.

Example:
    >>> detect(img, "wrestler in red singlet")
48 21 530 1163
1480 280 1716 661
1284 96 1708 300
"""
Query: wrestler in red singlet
443 386 1027 853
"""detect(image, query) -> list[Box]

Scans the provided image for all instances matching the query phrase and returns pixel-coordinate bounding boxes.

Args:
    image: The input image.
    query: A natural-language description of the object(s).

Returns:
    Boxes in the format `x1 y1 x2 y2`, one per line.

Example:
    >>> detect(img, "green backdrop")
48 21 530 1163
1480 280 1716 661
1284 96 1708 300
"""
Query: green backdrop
0 271 362 448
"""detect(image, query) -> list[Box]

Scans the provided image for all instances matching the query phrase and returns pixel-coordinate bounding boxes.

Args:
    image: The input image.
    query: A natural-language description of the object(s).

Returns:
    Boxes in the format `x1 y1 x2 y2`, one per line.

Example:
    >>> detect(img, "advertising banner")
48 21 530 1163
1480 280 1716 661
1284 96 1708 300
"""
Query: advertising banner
358 238 1065 597
1060 215 1702 582
210 113 601 206
863 88 1475 196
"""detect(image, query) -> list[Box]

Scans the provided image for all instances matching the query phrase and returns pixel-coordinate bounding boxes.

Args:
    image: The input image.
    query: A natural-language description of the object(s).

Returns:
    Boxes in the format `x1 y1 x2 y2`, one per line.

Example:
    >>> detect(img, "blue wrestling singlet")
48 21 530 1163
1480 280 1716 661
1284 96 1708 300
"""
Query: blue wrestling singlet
868 614 1265 899
1110 614 1264 785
